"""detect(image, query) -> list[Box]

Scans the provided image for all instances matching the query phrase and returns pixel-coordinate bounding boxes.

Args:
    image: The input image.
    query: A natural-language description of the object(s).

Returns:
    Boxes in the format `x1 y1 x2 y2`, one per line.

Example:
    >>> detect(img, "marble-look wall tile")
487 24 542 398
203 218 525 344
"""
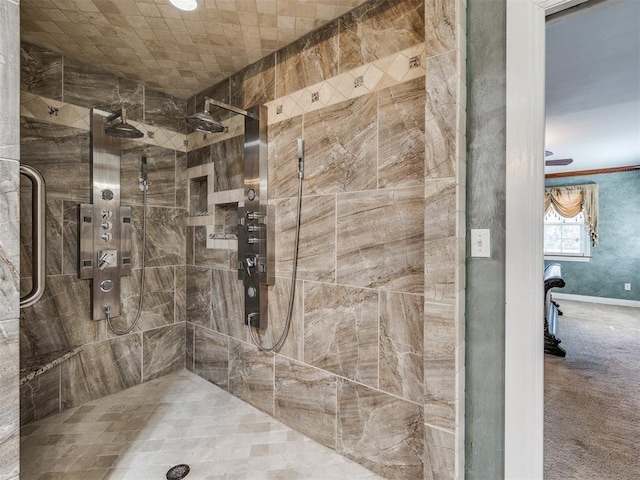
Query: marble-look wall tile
62 201 78 275
121 142 177 208
337 188 424 292
276 23 339 98
108 266 175 334
378 77 425 189
275 356 337 449
19 195 62 278
143 323 185 382
424 236 456 304
253 277 303 361
193 79 230 119
274 195 335 283
186 322 194 372
210 268 245 340
229 54 276 110
186 266 211 328
211 135 243 192
339 0 425 72
425 50 457 179
20 43 62 101
304 283 378 387
425 425 455 480
61 333 142 409
133 206 185 268
176 151 187 210
175 266 186 323
20 118 91 201
194 325 229 389
0 1 19 163
63 58 144 122
338 379 425 479
0 161 20 322
425 0 456 58
228 338 274 415
379 291 424 403
194 226 229 269
187 143 210 169
0 319 19 477
424 302 456 430
144 87 187 134
268 116 302 199
302 94 377 195
20 364 60 425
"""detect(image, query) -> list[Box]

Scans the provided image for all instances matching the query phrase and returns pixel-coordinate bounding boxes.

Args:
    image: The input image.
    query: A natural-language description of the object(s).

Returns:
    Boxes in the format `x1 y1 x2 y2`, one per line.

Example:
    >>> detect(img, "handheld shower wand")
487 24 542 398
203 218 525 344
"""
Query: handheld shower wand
139 153 150 191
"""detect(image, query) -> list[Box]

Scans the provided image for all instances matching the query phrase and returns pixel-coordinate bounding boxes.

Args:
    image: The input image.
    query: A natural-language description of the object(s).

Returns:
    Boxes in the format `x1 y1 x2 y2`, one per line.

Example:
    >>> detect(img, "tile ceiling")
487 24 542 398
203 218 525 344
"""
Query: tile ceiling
20 0 369 99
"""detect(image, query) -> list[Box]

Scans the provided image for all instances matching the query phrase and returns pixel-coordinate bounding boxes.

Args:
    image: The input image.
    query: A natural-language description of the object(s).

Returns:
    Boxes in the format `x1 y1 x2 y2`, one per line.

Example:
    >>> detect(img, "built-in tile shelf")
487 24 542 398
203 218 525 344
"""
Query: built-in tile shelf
19 346 83 385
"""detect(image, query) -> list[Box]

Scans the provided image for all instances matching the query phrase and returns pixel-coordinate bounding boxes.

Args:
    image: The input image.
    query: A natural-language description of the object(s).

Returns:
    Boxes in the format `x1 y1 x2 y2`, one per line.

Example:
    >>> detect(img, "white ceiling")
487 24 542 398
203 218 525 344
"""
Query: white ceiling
545 0 640 173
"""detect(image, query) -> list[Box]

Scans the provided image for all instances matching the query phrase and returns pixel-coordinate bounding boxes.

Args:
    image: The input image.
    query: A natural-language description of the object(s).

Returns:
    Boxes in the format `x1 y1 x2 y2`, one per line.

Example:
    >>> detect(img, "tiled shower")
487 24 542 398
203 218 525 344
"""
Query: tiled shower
3 0 466 478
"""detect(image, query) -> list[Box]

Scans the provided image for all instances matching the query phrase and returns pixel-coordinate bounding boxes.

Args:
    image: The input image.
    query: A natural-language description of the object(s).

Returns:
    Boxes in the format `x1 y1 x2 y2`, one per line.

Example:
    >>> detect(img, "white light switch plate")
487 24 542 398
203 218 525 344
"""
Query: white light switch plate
471 229 491 257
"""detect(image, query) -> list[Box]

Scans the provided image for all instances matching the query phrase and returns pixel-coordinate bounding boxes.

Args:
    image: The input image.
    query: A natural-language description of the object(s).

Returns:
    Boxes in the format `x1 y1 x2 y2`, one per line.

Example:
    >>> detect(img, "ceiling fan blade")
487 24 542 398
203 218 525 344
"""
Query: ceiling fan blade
545 158 574 166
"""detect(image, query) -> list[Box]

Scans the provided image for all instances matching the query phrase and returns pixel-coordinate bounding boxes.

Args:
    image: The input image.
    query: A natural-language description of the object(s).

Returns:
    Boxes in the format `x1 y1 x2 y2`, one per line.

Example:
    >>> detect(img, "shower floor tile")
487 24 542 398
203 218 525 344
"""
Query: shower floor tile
20 370 382 480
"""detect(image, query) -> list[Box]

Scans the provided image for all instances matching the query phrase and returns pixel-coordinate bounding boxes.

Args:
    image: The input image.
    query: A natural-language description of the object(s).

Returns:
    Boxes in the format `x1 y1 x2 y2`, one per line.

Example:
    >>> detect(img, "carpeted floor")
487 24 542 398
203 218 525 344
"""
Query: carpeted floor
544 299 640 480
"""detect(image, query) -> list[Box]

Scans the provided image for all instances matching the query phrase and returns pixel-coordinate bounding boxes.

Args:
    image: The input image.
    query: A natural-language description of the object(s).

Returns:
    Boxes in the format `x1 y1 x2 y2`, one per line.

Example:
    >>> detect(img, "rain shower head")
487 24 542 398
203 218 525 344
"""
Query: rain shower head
185 110 228 133
104 107 144 139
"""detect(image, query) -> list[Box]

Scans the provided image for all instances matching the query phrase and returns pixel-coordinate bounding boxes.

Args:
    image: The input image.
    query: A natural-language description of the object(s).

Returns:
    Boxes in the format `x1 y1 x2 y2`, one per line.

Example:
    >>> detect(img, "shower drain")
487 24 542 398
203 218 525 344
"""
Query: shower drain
166 464 190 480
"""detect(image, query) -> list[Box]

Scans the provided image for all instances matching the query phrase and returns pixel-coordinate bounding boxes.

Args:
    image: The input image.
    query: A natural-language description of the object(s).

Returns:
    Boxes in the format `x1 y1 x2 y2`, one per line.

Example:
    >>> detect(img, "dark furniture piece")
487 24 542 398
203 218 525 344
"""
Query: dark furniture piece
544 263 566 357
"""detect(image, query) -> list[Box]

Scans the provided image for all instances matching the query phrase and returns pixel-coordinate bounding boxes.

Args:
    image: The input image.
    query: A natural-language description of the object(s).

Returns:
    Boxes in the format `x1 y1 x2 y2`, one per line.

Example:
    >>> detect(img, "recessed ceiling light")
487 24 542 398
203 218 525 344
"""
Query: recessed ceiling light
169 0 198 11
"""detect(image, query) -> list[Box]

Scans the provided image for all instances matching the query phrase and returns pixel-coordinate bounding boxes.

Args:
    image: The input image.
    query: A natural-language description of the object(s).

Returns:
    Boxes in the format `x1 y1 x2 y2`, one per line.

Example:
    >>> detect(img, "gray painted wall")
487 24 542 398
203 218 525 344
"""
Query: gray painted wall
465 0 506 478
546 170 640 301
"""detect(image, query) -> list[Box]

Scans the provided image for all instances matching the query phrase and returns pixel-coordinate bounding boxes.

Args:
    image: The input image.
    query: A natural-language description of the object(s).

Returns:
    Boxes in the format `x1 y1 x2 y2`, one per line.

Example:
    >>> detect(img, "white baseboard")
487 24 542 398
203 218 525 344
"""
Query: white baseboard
552 292 640 308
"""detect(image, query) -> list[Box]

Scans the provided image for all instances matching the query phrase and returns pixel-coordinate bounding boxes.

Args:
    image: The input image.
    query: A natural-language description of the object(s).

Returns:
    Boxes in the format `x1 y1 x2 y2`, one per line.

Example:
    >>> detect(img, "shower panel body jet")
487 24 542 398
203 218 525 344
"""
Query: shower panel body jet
78 108 137 320
237 104 273 330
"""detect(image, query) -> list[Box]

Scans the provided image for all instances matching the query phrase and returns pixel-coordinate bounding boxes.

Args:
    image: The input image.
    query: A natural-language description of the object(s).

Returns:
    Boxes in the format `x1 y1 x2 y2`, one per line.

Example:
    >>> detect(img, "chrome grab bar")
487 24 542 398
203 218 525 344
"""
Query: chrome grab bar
20 165 46 308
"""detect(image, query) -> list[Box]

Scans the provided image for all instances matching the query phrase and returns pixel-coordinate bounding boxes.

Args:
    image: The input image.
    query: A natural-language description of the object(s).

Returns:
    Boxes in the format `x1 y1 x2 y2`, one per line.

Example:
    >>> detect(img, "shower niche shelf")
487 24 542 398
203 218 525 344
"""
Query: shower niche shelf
186 163 243 250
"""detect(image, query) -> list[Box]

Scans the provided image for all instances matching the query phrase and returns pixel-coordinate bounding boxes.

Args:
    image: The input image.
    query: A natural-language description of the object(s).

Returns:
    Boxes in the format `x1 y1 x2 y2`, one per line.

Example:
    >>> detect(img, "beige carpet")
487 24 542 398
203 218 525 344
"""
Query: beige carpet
544 299 640 480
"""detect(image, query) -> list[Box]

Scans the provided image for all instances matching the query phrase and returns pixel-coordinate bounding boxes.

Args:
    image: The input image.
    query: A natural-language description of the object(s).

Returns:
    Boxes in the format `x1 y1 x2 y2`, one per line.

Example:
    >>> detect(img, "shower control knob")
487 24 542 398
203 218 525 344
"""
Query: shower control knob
247 224 262 232
101 232 112 242
248 286 257 298
101 221 112 230
101 210 113 219
247 188 256 201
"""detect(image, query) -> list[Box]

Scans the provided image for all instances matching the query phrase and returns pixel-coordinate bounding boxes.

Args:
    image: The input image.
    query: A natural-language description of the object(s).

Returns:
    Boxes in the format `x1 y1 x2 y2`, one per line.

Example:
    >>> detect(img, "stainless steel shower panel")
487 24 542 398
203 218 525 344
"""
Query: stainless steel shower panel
238 104 273 330
78 109 133 320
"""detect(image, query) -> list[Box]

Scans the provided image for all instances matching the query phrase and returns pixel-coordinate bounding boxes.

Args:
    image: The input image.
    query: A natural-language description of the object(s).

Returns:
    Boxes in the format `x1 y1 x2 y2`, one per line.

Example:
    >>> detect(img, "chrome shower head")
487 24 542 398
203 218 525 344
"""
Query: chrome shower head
104 107 144 139
185 110 228 134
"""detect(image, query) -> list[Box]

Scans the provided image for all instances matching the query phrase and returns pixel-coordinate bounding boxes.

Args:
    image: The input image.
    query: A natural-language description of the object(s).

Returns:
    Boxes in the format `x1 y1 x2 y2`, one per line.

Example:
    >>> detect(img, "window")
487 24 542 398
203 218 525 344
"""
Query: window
544 205 591 259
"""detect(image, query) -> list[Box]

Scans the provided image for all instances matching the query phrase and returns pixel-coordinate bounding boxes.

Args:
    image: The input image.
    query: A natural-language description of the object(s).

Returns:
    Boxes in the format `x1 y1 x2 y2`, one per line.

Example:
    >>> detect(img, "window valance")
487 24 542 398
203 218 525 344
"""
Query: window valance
544 184 599 245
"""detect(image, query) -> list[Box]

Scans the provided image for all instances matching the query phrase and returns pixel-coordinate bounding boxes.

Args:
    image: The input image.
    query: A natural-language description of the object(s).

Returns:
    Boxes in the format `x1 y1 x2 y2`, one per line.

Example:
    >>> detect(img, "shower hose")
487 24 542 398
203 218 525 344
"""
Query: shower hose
105 180 148 335
248 174 303 352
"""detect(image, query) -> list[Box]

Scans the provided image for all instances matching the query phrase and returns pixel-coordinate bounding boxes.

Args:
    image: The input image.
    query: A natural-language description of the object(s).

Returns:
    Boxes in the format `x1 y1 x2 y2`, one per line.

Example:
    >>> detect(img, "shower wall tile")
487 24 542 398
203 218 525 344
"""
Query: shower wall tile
337 378 425 479
339 0 425 72
304 283 378 387
337 188 424 292
258 277 303 361
0 318 19 477
107 266 175 334
423 236 456 304
274 195 335 283
424 425 455 480
63 58 144 122
185 322 194 372
19 196 63 278
194 226 229 270
276 22 339 98
194 325 229 389
144 88 187 134
302 94 377 195
142 323 185 382
424 302 455 430
61 333 142 409
175 266 186 324
121 143 177 208
274 356 337 449
135 206 185 268
0 0 19 163
425 50 457 179
379 291 424 403
425 178 456 241
187 144 210 169
176 151 188 209
186 266 212 328
229 53 276 110
424 0 456 57
20 364 60 425
268 115 303 199
20 43 62 101
378 77 425 189
211 135 243 192
20 118 91 202
62 201 79 275
194 78 230 119
228 338 274 415
210 268 244 340
0 161 20 323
